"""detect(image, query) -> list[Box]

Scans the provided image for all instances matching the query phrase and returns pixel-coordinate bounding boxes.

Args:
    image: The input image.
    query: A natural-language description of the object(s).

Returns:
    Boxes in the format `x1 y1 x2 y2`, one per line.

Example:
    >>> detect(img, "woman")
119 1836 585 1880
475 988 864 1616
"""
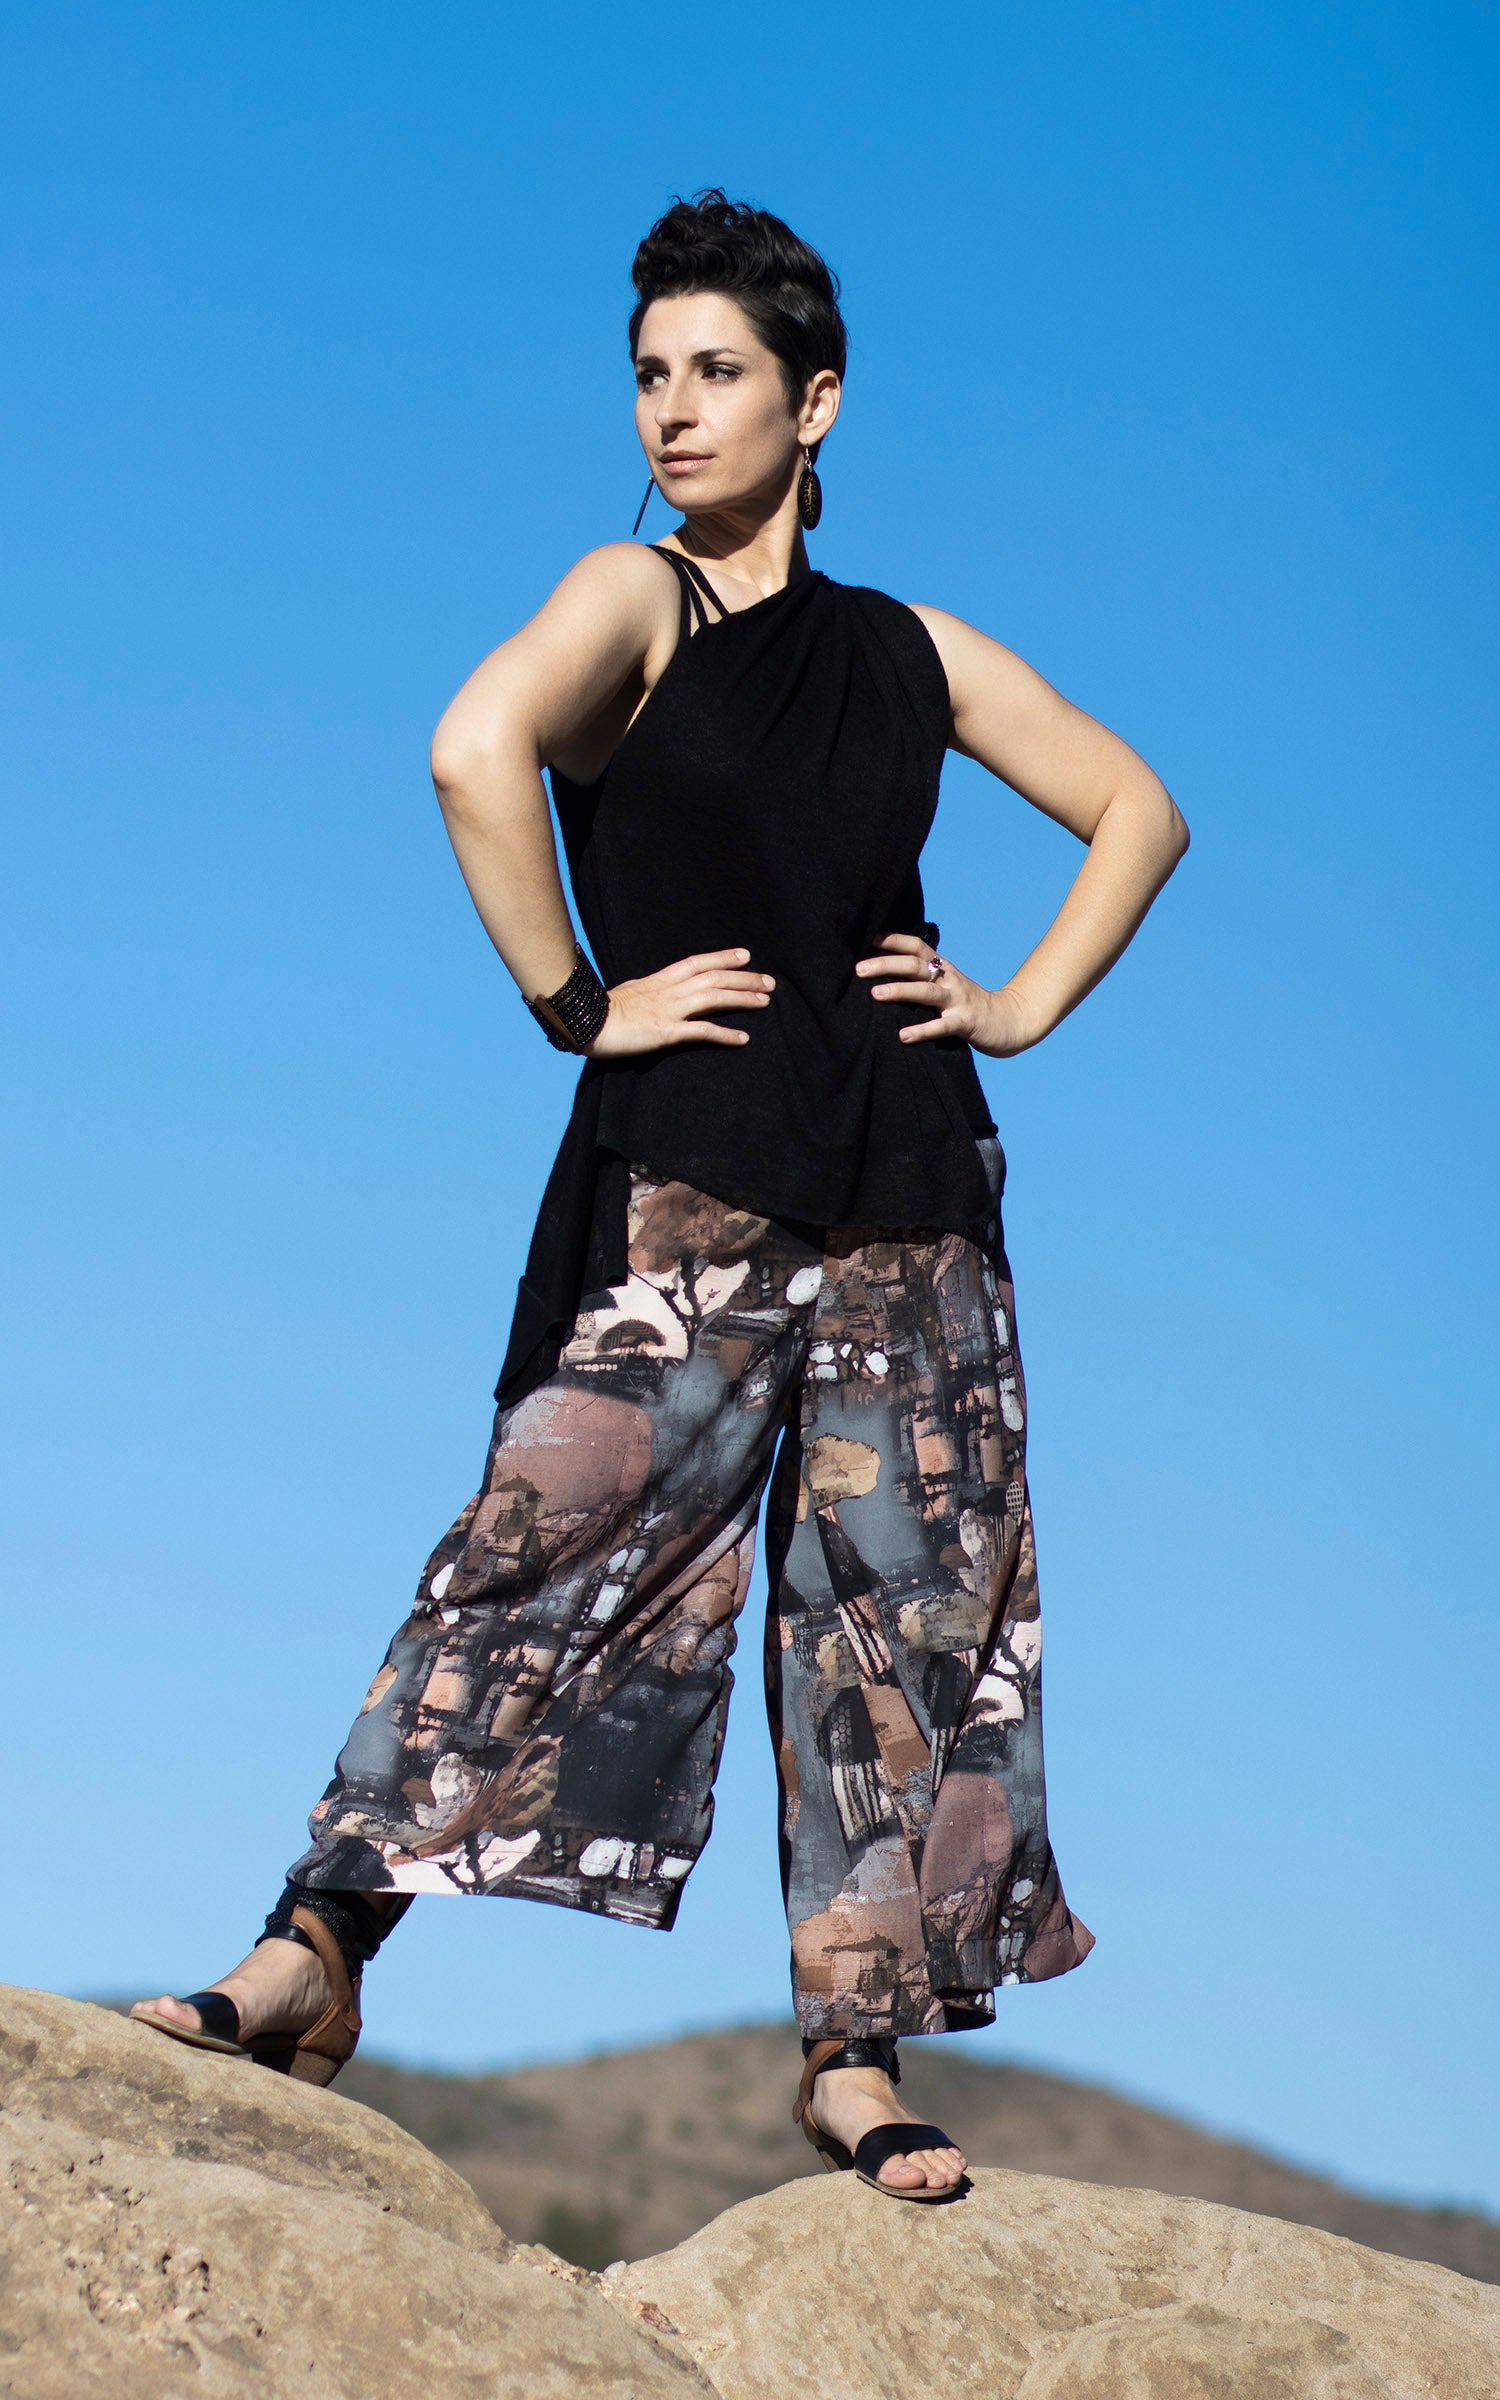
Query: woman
133 191 1188 2203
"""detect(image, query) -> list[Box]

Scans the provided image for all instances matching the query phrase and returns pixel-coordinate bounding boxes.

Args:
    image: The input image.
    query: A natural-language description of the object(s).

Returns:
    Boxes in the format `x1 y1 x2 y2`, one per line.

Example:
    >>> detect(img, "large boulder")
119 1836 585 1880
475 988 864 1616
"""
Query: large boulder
5 1983 1497 2400
0 1985 707 2398
607 2167 1500 2399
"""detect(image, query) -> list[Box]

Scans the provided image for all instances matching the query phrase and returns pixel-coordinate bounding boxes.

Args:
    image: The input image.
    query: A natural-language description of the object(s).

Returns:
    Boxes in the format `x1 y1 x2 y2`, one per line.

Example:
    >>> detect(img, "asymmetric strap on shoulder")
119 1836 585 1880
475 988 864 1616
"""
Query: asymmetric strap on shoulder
649 544 728 635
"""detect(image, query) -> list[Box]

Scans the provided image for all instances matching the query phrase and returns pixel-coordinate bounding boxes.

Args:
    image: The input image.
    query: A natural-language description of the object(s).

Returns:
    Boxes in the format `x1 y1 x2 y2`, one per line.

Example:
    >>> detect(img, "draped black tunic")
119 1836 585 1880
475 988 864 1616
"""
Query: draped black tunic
495 547 999 1407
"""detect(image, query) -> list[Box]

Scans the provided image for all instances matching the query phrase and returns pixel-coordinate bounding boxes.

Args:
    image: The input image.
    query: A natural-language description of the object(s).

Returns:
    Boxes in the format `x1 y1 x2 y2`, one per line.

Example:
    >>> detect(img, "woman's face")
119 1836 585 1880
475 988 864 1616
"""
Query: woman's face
633 290 838 515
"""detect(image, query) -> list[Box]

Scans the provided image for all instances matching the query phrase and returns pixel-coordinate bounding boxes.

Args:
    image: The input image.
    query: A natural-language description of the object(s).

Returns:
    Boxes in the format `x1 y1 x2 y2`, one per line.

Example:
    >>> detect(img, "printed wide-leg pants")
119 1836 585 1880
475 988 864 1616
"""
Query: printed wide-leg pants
289 1146 1093 2034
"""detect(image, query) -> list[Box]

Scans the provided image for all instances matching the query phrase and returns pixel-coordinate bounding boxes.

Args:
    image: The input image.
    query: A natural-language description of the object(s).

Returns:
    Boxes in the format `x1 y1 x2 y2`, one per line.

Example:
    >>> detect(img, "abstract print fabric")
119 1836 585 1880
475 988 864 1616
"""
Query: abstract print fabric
288 1148 1093 2036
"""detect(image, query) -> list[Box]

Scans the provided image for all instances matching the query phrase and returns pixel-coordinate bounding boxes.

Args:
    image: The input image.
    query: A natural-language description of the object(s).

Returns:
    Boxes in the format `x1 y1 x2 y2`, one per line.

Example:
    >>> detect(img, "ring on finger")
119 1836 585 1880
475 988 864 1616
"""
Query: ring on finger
924 954 942 981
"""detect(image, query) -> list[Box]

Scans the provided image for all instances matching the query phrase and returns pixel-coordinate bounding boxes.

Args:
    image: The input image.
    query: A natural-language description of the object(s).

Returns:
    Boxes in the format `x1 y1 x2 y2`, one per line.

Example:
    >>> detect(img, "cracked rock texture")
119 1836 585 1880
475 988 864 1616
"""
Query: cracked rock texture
608 2168 1500 2398
4 1984 1498 2399
0 1987 707 2398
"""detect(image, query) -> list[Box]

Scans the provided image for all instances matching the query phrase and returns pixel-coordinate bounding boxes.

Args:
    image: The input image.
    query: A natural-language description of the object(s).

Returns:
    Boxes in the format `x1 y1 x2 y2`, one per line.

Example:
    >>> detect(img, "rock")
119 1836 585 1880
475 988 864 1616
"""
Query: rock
0 1985 709 2398
608 2167 1500 2399
8 1983 1498 2400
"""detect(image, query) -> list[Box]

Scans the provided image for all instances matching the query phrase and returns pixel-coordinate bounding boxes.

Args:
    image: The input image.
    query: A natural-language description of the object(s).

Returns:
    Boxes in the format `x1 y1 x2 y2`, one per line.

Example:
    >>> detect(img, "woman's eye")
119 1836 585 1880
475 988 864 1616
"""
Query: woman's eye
702 364 739 382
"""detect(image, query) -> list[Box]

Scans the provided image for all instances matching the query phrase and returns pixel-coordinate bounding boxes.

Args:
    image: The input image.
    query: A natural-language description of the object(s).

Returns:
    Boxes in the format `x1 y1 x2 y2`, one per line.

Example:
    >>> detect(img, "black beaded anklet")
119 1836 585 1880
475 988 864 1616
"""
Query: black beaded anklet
256 1883 411 1977
527 945 609 1053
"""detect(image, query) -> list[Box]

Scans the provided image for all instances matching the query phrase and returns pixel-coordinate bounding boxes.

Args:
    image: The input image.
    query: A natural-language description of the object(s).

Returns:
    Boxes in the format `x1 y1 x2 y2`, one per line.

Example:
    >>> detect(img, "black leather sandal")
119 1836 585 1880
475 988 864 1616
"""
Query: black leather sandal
131 1989 249 2059
793 2036 969 2204
131 1907 362 2087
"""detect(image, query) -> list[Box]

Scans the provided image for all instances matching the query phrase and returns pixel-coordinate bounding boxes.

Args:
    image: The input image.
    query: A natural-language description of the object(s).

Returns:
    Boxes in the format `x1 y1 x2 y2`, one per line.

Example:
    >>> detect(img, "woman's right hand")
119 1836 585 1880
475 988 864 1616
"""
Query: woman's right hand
588 948 775 1058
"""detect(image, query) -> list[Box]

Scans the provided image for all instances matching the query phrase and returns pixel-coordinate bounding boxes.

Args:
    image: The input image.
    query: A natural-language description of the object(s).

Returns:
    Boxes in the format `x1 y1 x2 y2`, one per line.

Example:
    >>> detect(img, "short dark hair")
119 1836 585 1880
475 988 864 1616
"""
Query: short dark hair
628 189 848 425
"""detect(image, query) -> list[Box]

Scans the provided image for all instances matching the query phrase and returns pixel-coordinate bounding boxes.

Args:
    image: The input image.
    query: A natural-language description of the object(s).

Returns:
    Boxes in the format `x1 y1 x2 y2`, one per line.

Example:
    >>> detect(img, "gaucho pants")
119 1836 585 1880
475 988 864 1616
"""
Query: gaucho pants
289 1142 1093 2036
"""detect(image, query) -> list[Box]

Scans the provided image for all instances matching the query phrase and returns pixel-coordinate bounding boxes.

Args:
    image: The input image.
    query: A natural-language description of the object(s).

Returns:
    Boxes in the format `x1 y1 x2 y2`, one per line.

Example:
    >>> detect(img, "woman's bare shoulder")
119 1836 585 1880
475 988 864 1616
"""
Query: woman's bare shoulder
905 601 1020 662
546 540 679 607
903 602 1046 706
490 542 678 674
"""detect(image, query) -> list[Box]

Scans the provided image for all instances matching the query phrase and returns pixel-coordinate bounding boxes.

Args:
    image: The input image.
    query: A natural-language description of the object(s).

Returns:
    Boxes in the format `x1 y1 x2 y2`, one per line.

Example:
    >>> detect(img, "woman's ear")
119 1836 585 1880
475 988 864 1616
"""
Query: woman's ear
800 368 842 449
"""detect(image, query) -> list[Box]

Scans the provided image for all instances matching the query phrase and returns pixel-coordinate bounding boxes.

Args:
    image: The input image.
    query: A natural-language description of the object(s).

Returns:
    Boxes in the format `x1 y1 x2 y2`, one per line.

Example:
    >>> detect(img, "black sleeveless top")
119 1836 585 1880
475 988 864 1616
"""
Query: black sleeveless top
495 546 999 1407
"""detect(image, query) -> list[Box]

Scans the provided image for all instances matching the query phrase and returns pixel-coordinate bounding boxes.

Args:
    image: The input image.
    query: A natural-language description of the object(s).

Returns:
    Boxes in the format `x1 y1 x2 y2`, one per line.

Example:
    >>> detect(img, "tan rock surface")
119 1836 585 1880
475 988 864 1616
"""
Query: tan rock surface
10 1986 1499 2400
0 1985 707 2399
609 2167 1500 2399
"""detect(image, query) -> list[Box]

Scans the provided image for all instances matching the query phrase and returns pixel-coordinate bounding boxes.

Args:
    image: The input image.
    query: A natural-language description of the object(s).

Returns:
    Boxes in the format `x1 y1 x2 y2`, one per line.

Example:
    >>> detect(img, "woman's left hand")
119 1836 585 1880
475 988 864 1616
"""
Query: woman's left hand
855 933 1034 1058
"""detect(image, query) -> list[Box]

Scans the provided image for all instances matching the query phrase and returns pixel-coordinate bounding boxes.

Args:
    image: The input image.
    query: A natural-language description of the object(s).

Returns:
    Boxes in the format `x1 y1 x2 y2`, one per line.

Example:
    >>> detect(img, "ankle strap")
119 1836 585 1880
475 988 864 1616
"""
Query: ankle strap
800 2034 900 2080
257 1882 410 1977
256 1918 322 1959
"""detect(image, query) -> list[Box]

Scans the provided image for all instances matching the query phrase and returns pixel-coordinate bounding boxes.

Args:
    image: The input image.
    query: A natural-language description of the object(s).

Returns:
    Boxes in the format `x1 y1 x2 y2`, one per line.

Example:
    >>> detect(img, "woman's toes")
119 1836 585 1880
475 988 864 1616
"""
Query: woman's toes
877 2154 928 2189
906 2145 965 2188
131 1995 201 2030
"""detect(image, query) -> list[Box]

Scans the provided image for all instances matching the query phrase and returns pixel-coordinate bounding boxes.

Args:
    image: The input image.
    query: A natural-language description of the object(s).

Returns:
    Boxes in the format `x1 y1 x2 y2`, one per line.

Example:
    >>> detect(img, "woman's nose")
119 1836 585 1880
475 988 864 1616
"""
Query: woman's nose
655 381 697 436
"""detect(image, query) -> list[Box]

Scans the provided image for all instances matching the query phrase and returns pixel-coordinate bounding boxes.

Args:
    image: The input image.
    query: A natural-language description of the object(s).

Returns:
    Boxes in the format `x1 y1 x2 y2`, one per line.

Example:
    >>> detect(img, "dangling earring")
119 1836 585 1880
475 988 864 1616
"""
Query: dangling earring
631 475 656 536
796 445 823 531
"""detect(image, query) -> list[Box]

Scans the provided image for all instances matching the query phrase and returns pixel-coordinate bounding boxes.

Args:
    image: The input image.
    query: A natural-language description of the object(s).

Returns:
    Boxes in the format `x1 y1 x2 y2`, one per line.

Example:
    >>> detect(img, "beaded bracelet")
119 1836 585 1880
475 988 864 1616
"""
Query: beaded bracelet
527 944 610 1053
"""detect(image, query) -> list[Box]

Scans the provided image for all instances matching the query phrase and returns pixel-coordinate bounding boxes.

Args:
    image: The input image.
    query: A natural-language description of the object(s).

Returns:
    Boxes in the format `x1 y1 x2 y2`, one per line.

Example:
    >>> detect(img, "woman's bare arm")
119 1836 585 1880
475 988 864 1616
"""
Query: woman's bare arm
429 545 774 1053
858 607 1189 1055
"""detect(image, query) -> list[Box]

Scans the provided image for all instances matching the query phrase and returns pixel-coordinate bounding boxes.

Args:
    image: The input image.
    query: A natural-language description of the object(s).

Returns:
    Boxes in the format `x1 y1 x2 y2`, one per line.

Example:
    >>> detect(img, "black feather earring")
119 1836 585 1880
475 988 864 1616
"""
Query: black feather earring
631 476 656 536
796 445 823 531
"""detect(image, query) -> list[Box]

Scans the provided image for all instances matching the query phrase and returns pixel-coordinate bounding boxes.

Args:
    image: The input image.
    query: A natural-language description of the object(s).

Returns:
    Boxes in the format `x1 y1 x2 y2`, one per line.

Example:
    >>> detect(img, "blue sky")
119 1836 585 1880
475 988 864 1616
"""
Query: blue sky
4 2 1497 2212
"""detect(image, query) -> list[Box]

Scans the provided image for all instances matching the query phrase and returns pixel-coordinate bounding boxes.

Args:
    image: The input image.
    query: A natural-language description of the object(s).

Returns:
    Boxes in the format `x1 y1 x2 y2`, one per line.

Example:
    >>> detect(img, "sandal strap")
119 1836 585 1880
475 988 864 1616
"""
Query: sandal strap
176 1991 242 2046
793 2038 843 2125
288 1905 360 2030
255 1920 322 1959
852 2122 954 2182
826 2036 900 2083
792 2034 901 2125
259 1882 408 1973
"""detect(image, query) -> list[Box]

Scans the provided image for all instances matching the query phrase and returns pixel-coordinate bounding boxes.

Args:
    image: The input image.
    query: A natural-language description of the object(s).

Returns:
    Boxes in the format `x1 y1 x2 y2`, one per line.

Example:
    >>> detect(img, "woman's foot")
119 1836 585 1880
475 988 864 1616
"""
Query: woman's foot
130 1935 330 2048
806 2061 967 2195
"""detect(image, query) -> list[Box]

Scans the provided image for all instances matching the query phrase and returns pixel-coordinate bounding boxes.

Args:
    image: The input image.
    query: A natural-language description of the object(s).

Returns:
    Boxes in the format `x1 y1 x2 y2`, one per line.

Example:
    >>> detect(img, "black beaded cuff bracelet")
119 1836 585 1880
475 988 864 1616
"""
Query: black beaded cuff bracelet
527 944 610 1053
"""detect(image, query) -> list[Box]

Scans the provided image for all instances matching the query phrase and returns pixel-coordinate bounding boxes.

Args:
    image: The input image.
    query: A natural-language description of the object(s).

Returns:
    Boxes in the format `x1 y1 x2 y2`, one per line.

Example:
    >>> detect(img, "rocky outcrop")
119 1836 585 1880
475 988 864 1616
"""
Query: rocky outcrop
0 1986 707 2398
4 1984 1498 2399
609 2168 1500 2398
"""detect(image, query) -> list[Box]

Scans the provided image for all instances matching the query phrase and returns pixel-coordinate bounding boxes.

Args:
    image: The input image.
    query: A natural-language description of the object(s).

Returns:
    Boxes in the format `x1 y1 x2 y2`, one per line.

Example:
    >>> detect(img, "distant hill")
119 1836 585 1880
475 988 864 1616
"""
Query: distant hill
337 2021 1500 2282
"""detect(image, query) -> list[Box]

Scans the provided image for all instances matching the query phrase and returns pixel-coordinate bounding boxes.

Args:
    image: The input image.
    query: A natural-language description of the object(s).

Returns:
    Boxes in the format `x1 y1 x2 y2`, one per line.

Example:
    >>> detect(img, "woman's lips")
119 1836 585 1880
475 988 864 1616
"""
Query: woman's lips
660 455 710 473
